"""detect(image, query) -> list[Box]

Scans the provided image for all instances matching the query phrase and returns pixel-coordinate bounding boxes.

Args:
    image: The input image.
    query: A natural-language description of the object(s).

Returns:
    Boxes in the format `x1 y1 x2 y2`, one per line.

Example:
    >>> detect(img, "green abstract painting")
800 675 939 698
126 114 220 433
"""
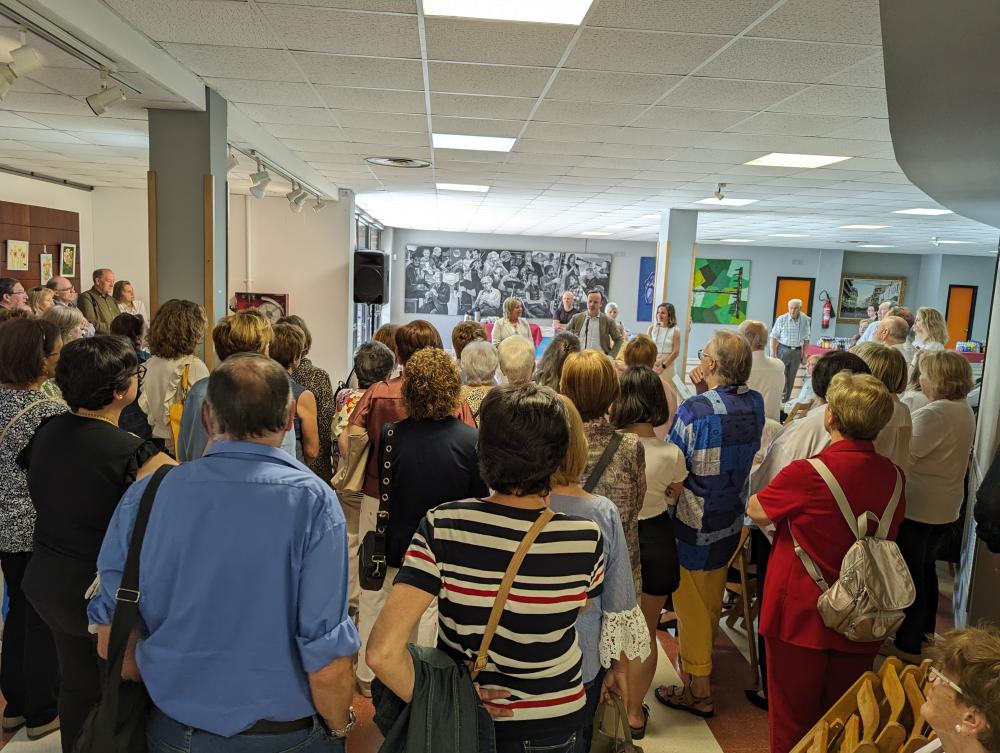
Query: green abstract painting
691 258 751 324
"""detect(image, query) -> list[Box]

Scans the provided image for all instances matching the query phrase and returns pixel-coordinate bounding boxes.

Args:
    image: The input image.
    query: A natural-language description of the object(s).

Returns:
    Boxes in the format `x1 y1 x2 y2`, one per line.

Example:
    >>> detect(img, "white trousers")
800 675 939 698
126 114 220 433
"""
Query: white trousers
355 494 438 684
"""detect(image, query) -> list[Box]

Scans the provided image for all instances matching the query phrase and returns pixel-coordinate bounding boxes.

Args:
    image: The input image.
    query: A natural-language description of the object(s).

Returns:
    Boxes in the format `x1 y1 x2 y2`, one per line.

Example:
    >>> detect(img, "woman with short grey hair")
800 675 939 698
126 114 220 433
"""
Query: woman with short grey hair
605 301 627 339
353 341 396 392
40 306 86 399
490 296 532 347
460 340 498 425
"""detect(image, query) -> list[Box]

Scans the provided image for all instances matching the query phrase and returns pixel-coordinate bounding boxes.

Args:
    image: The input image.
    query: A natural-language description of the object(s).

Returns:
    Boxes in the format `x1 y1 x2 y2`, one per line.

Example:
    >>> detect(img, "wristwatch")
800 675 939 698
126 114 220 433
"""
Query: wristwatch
325 708 356 738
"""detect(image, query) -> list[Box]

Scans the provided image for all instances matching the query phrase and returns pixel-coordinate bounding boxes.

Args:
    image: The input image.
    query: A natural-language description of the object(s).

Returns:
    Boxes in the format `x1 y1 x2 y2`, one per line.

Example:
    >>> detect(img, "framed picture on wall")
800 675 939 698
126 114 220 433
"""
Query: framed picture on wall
233 291 289 324
838 275 906 321
40 253 54 285
6 239 29 271
60 243 77 277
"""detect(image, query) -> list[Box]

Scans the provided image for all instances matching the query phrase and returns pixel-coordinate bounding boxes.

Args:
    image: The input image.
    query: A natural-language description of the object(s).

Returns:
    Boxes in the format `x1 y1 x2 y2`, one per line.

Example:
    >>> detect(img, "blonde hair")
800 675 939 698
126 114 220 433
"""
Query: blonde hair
738 320 768 350
551 394 589 487
28 287 53 315
825 371 894 440
919 350 973 400
710 329 753 385
850 342 908 394
623 334 657 368
503 296 523 320
561 349 619 421
213 310 272 360
917 306 949 345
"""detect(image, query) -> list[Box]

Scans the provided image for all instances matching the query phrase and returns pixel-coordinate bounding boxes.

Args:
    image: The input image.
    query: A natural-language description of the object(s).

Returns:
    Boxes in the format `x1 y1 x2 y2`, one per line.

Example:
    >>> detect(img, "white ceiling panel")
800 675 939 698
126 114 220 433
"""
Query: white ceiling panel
0 93 96 117
294 53 423 89
260 6 420 57
237 103 335 125
0 111 51 129
823 54 886 87
257 0 415 10
316 86 426 113
822 117 892 140
103 0 277 47
725 111 860 136
205 78 320 106
429 93 534 119
427 62 552 98
424 18 576 67
532 100 648 126
162 43 302 82
748 0 883 45
587 0 777 35
546 70 681 105
698 38 877 84
769 84 888 117
659 78 807 111
520 122 620 143
432 117 522 137
565 29 730 75
632 107 756 131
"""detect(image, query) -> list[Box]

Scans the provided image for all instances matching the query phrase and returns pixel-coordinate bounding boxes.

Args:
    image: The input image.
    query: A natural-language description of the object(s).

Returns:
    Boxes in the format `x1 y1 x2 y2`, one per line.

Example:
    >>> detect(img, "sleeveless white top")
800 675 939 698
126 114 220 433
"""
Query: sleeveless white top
649 324 677 355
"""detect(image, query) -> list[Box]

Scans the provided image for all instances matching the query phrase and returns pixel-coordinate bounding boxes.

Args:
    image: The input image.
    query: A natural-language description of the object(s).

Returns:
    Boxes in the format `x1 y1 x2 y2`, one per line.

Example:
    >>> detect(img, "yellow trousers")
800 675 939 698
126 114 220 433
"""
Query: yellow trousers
674 565 729 677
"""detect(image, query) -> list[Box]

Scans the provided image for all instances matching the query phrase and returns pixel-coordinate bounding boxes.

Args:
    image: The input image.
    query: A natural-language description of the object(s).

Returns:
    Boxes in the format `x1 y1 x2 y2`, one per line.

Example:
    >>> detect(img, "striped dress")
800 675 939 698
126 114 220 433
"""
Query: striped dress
396 499 605 741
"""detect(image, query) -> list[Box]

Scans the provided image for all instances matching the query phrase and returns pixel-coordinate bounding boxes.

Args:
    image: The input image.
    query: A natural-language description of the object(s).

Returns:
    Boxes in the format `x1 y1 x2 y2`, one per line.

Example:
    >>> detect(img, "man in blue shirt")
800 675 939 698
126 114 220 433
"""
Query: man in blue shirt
89 353 359 751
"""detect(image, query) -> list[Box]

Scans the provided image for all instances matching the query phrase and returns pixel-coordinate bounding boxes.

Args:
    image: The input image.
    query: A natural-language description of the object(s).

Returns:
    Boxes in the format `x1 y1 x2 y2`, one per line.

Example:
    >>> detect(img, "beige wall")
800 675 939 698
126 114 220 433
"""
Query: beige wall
92 187 149 303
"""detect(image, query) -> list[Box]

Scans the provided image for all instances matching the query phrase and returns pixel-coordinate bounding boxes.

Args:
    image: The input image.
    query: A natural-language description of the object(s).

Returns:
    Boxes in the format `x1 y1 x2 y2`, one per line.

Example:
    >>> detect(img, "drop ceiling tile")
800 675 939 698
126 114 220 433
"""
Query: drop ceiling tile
429 93 534 119
823 55 885 87
294 53 424 89
586 0 776 34
316 86 426 113
261 6 419 57
533 100 647 126
506 152 584 166
566 29 729 75
425 18 576 67
614 128 712 147
432 148 505 164
103 0 277 47
335 128 428 146
698 38 876 84
0 93 94 116
426 62 552 98
162 43 302 82
0 111 51 128
633 107 755 131
257 0 414 10
660 78 806 111
546 70 680 105
432 116 522 138
769 85 888 117
237 103 333 125
725 111 860 136
521 122 619 142
72 132 149 147
513 139 597 156
595 143 681 160
748 0 882 45
265 123 347 140
204 78 319 106
0 126 83 143
330 110 427 130
821 117 892 140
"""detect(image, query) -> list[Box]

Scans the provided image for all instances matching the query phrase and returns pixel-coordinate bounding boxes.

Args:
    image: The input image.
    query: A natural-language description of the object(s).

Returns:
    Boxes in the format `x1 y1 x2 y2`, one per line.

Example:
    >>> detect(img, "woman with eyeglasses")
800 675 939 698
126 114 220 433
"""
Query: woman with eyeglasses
921 627 1000 753
20 335 174 753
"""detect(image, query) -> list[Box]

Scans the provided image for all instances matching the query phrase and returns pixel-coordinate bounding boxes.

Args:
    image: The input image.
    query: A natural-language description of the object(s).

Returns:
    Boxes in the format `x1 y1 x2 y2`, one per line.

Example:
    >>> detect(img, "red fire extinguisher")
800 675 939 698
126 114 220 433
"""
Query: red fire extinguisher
820 292 833 329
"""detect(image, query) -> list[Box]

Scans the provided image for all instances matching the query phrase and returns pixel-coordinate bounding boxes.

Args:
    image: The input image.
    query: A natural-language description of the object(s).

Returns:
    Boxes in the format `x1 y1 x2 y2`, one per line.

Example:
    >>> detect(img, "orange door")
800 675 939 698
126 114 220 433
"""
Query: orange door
773 277 815 320
945 285 977 348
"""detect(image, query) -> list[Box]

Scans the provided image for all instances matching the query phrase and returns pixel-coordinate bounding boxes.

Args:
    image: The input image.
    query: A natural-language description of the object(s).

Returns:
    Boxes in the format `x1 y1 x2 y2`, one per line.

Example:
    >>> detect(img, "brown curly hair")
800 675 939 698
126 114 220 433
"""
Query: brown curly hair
623 334 657 368
451 320 486 359
401 347 461 420
148 299 206 359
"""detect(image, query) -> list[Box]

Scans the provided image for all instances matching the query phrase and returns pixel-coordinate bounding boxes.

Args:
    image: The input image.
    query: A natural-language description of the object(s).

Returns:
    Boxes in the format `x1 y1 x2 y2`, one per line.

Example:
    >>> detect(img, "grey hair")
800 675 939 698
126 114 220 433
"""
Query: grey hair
498 335 536 386
738 319 768 350
604 301 618 315
502 296 523 320
460 340 499 385
41 305 84 344
354 340 395 388
788 298 803 308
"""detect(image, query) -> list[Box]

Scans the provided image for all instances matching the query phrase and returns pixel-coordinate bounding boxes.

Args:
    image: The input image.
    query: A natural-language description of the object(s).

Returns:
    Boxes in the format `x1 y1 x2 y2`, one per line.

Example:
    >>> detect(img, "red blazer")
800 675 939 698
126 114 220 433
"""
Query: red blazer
757 439 906 653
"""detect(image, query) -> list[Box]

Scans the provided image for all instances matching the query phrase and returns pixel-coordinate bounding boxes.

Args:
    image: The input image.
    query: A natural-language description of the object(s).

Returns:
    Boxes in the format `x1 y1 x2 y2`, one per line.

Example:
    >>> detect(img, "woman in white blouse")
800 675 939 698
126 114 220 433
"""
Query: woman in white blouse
851 342 912 472
489 296 532 346
647 302 680 382
890 350 975 660
914 306 948 353
113 280 150 345
901 353 931 413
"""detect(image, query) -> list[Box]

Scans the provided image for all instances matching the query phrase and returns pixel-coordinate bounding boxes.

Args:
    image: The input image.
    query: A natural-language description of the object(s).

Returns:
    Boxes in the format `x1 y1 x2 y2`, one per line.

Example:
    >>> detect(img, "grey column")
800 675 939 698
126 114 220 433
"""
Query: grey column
148 87 229 334
654 209 698 370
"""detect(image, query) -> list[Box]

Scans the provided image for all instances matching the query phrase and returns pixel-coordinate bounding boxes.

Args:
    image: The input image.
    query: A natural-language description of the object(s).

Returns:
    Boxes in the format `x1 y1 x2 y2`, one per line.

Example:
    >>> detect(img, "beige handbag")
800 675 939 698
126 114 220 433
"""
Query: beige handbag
591 694 643 753
331 430 370 494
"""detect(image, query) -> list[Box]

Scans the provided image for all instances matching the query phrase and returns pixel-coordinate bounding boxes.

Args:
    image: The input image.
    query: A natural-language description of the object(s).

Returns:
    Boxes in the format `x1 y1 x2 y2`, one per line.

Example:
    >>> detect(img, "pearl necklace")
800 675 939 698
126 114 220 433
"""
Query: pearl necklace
74 411 119 428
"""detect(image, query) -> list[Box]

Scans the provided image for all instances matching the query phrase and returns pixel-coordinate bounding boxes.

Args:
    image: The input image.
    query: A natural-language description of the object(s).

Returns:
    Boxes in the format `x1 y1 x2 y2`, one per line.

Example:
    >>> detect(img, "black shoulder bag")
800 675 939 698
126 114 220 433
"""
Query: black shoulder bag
74 465 172 753
584 431 623 493
359 422 396 591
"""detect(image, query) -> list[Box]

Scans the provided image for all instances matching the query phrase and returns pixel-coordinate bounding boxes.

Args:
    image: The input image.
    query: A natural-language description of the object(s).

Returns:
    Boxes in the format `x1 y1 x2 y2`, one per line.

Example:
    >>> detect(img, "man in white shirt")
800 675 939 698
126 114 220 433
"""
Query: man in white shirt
875 315 916 365
567 290 623 357
739 320 785 421
769 298 812 401
858 300 894 343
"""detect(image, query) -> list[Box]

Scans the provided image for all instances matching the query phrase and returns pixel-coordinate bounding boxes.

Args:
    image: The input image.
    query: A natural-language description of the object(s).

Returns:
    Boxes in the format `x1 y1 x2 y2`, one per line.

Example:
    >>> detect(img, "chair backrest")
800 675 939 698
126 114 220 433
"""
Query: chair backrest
783 399 814 425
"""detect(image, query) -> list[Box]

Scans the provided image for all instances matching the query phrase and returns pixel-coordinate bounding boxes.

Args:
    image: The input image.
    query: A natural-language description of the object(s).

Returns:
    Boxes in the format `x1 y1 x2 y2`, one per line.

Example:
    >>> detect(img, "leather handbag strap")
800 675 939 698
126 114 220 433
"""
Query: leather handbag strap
0 398 57 448
806 458 902 540
584 431 623 493
471 506 554 679
369 422 397 577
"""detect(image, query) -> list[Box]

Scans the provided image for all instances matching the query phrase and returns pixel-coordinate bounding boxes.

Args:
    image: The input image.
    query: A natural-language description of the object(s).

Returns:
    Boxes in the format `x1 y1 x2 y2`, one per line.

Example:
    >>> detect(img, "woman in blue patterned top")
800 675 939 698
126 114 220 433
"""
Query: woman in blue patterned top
655 330 764 719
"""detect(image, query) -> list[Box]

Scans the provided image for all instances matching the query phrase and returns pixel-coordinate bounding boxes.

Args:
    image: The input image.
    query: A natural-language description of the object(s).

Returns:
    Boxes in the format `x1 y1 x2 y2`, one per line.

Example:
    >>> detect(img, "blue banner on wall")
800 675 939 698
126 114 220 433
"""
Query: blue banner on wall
637 256 656 321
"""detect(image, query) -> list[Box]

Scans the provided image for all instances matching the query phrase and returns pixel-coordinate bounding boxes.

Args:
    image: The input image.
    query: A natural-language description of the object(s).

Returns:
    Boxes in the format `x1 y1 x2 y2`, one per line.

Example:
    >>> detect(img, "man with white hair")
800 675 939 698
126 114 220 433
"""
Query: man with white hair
497 335 536 386
740 320 785 420
875 315 916 365
769 298 812 401
858 300 894 343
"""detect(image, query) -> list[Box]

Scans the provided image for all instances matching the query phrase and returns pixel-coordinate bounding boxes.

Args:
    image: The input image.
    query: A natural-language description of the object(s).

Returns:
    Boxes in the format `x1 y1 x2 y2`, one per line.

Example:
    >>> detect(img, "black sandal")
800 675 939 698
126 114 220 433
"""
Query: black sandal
744 688 768 711
654 685 715 719
629 704 649 740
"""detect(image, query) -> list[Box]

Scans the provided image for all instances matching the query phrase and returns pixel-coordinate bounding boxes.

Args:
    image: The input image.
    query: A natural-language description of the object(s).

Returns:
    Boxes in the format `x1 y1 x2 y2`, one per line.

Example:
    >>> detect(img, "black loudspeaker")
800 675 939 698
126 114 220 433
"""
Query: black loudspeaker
353 251 387 304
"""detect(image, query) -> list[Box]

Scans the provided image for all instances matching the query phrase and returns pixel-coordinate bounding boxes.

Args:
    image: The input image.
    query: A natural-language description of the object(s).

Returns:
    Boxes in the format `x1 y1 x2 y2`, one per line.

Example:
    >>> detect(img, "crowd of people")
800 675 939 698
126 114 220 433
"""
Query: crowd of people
0 274 997 753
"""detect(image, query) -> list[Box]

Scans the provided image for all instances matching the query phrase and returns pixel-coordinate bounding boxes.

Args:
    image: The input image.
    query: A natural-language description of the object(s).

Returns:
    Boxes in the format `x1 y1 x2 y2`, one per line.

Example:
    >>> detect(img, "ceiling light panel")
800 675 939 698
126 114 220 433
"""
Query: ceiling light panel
893 208 954 215
720 238 755 243
437 183 490 192
839 224 890 229
744 153 852 168
432 133 516 152
697 197 759 207
423 0 595 25
769 233 809 238
858 244 893 248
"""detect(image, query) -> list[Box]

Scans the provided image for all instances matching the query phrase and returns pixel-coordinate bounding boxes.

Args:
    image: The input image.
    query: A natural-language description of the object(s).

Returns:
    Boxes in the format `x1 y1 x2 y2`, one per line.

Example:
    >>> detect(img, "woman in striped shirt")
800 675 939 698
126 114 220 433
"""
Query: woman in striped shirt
367 383 606 753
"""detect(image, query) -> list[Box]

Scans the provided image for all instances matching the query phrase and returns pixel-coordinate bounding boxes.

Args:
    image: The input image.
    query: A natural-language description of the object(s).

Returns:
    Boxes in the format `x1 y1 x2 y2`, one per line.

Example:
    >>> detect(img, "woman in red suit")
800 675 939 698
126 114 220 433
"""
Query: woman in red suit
748 371 906 753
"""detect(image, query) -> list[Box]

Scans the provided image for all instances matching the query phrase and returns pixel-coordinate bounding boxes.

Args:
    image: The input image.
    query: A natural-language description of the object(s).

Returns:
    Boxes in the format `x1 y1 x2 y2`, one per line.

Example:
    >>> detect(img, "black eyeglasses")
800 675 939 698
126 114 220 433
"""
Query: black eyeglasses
132 364 147 383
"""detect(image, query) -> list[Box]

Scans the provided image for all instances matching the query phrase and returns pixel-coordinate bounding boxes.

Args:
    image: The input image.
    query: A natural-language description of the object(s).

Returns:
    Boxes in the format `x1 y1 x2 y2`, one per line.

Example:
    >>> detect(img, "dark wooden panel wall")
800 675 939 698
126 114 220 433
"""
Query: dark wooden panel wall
0 199 81 292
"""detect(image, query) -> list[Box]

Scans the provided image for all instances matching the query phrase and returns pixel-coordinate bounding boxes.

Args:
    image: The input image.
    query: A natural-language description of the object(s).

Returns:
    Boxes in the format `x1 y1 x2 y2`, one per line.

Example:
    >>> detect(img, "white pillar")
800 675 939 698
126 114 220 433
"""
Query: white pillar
654 209 698 370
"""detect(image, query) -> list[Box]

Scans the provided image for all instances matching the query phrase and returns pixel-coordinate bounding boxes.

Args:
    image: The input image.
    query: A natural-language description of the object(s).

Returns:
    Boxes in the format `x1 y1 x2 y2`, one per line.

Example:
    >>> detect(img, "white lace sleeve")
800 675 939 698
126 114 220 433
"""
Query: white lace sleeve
600 604 651 668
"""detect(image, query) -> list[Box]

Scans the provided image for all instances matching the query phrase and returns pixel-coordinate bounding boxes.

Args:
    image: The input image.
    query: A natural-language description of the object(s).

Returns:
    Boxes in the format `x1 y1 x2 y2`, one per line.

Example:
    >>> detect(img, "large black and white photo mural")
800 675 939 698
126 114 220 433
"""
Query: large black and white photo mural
403 245 613 317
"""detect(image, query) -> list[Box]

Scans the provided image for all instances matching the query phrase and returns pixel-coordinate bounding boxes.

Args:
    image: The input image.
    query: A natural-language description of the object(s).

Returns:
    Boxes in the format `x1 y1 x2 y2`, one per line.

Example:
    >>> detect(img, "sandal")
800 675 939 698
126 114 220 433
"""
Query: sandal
629 704 649 740
654 684 715 719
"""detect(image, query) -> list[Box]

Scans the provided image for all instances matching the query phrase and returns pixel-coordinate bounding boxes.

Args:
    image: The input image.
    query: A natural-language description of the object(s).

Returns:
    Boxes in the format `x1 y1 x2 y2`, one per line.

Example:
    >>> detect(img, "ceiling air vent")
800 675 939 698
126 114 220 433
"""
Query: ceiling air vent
365 157 431 168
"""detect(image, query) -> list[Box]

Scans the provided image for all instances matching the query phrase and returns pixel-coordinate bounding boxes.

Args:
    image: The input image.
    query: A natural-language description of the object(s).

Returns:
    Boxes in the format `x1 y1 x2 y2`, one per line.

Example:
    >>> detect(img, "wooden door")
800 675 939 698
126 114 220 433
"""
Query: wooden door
945 285 977 347
773 277 816 320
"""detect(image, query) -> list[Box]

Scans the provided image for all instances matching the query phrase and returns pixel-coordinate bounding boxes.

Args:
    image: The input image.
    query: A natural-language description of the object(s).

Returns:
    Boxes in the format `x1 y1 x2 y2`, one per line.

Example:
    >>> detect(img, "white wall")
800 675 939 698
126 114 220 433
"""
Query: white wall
228 192 353 381
92 187 149 302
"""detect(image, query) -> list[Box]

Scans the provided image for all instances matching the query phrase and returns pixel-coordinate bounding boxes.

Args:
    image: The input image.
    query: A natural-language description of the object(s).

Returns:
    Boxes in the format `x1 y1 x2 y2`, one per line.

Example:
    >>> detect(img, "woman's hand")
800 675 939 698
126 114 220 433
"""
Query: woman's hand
600 663 629 705
475 684 514 718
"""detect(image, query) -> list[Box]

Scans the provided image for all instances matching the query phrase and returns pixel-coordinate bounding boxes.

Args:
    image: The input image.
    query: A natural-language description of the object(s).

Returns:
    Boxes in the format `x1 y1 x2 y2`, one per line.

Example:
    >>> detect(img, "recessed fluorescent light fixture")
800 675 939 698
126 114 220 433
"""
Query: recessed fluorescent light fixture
769 233 809 238
839 224 889 229
432 133 516 152
423 0 595 25
936 239 974 244
642 214 661 220
697 197 758 207
582 231 611 236
858 244 893 248
720 238 754 243
437 183 489 193
893 208 954 215
745 153 851 168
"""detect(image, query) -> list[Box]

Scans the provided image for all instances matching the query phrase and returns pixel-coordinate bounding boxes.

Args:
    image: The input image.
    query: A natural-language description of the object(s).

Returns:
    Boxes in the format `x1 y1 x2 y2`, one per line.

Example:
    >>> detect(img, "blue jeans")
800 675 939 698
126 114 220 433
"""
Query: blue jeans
147 708 345 753
495 731 577 753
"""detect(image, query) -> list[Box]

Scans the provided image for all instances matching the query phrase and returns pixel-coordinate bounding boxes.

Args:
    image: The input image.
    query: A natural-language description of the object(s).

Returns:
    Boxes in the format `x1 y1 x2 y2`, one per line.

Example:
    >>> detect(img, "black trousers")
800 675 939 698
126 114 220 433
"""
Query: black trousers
0 551 59 727
894 519 948 654
24 551 104 753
